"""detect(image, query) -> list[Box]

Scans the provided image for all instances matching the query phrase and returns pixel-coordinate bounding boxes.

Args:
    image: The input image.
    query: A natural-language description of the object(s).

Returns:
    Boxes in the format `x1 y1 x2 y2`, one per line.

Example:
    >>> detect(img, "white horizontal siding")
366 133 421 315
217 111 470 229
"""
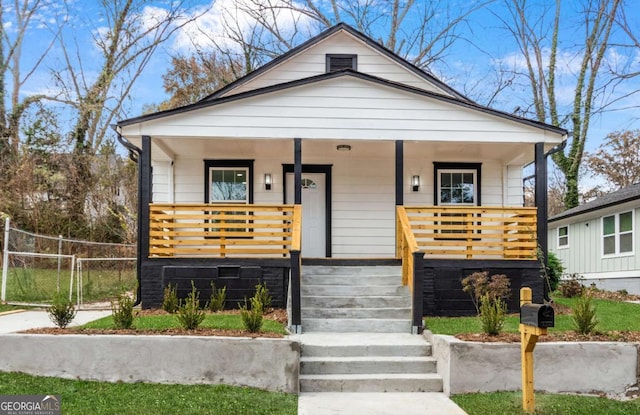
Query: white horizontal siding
128 76 560 144
152 161 170 203
226 30 448 97
506 166 524 206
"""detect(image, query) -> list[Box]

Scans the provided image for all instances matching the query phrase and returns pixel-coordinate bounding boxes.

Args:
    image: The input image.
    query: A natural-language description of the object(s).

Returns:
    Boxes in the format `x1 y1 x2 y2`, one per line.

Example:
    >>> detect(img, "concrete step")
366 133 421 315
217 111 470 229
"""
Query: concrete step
301 295 409 308
302 266 402 277
301 284 409 296
299 373 443 393
301 342 431 357
302 318 412 333
302 307 411 319
302 274 401 286
300 356 437 375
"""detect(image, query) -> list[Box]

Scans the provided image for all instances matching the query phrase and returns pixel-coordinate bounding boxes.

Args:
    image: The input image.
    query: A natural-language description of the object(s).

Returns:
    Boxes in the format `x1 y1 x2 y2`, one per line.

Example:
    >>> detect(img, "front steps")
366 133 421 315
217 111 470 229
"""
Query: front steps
301 266 412 333
297 266 442 393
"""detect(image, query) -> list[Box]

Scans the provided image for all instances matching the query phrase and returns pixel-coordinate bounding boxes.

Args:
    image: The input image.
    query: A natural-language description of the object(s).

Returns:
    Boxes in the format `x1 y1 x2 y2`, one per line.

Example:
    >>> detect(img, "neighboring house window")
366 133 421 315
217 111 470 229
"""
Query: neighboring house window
557 226 569 248
602 211 633 256
326 54 357 72
433 163 482 235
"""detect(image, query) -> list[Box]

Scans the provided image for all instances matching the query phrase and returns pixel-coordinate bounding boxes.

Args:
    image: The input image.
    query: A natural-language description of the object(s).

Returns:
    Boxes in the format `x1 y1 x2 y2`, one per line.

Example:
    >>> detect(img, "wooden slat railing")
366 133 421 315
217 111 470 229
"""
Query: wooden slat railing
403 206 538 260
149 204 300 257
396 206 420 292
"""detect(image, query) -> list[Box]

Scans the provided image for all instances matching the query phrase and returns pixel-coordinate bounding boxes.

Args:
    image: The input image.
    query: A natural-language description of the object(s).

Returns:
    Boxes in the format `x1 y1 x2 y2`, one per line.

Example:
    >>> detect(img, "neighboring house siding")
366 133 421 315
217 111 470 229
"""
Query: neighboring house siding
549 205 640 293
224 31 450 97
136 77 551 142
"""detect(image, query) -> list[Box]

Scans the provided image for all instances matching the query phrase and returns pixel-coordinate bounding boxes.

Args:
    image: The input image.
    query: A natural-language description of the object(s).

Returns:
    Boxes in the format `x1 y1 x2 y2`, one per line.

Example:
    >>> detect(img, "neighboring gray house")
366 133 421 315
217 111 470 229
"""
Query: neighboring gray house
549 183 640 294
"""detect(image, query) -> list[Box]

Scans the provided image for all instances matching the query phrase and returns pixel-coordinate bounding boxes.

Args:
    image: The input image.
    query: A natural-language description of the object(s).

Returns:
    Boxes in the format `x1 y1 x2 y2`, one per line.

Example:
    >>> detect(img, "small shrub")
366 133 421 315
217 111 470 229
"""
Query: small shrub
162 283 179 313
545 251 564 292
176 281 206 330
254 283 272 313
572 294 599 335
111 293 135 329
479 294 507 336
240 296 264 333
559 274 584 298
617 289 629 296
461 272 511 314
47 292 77 328
208 282 227 312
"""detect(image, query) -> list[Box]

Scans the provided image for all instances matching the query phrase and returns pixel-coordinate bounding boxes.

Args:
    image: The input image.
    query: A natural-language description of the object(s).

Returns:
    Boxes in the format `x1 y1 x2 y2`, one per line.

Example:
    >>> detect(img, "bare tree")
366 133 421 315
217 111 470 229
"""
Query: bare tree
585 130 640 191
0 0 60 168
49 0 205 226
496 0 628 209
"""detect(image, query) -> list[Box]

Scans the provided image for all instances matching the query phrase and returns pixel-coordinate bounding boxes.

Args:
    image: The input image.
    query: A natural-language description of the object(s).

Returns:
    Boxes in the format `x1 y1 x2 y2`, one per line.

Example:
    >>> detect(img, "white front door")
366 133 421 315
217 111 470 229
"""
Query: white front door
286 173 326 257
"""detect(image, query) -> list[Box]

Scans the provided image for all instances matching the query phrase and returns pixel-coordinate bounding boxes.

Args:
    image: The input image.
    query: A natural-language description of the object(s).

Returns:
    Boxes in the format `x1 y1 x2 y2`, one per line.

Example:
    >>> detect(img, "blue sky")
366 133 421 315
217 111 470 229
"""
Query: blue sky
12 0 640 156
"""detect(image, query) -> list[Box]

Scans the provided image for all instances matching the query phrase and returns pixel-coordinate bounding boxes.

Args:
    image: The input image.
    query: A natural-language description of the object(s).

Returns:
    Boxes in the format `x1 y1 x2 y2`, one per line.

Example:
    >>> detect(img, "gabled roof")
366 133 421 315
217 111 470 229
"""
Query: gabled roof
117 68 567 136
200 22 470 102
549 183 640 222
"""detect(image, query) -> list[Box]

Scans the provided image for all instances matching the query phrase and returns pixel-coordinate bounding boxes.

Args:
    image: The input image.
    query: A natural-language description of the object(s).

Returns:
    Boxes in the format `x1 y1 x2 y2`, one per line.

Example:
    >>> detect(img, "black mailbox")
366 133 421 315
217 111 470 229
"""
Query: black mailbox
520 303 555 328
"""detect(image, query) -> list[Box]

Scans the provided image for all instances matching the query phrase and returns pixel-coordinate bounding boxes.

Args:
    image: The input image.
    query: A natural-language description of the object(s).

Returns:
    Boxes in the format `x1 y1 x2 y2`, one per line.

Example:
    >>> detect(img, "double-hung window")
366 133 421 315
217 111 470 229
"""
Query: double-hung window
433 163 481 236
557 226 569 248
204 160 254 235
602 211 634 256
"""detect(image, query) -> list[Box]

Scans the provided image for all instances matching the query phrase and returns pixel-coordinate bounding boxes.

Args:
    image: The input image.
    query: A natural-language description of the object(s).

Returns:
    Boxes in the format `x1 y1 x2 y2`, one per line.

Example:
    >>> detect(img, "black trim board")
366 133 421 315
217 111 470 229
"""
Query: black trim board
395 140 403 205
203 159 255 204
117 70 567 137
283 164 332 258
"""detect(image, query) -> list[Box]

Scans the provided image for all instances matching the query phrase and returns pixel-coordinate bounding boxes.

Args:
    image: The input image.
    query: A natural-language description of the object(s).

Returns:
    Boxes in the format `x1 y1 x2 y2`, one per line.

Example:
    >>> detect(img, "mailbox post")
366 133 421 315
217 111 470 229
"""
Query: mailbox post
519 287 554 413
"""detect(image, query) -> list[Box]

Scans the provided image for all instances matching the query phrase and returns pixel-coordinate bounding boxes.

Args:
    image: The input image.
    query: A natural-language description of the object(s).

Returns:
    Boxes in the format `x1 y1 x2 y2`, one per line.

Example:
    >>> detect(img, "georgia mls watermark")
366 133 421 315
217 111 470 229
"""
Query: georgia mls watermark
0 395 60 415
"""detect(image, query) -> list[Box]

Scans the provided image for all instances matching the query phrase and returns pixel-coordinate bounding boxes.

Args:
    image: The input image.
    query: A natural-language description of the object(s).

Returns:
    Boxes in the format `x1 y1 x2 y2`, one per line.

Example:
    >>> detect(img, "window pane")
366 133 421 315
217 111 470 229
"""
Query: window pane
620 233 633 253
559 236 568 246
462 173 474 185
440 189 451 203
462 184 474 203
559 227 568 237
603 216 615 235
451 188 462 204
451 173 462 186
441 173 451 187
603 235 615 255
620 212 633 232
211 168 248 202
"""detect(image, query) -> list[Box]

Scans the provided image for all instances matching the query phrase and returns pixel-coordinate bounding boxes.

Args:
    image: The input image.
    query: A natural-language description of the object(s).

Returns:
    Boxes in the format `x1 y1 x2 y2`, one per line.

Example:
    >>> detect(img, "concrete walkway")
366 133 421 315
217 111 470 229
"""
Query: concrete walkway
298 392 467 415
0 309 111 333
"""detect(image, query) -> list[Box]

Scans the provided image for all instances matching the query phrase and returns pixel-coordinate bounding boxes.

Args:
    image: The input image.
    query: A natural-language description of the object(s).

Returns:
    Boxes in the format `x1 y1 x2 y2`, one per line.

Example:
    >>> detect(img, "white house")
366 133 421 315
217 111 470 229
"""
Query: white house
116 23 566 330
549 183 640 294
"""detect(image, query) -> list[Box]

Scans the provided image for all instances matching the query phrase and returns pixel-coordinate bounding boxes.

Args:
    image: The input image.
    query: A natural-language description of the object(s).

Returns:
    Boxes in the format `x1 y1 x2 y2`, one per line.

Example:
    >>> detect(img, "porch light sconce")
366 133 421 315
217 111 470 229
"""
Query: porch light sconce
265 173 272 190
412 175 420 192
336 144 351 151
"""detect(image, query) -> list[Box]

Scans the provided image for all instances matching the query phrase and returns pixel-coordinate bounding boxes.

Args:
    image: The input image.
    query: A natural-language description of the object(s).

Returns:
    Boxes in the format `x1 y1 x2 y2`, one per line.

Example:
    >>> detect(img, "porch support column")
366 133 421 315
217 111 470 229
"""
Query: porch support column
395 140 404 205
294 138 302 204
137 135 152 306
290 137 302 333
534 142 549 299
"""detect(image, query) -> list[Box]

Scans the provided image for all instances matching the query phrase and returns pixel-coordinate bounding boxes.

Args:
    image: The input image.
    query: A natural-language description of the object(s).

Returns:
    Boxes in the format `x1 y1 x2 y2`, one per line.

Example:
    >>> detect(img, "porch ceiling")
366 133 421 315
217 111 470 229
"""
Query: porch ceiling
141 136 547 165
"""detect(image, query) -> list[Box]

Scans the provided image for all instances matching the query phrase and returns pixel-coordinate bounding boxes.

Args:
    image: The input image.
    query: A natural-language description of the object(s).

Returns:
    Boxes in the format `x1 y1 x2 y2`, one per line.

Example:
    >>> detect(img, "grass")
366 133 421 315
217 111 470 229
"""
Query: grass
3 266 136 304
452 391 640 415
425 297 640 335
0 303 26 313
0 371 297 415
80 313 288 334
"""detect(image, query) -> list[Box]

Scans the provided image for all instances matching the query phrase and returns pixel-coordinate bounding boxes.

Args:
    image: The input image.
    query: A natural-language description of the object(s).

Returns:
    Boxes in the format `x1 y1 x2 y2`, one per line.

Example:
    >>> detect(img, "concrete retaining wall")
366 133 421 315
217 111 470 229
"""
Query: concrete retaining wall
0 335 300 393
426 331 639 396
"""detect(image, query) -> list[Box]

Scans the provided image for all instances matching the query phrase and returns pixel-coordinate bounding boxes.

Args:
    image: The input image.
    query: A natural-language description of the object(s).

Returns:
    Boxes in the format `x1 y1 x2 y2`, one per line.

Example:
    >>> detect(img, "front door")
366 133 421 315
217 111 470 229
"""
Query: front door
286 173 326 257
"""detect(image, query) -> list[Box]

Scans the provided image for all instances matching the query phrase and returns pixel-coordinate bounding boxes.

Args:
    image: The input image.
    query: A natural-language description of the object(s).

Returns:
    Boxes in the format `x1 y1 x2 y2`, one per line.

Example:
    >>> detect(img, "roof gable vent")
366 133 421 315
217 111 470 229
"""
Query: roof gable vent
326 54 357 72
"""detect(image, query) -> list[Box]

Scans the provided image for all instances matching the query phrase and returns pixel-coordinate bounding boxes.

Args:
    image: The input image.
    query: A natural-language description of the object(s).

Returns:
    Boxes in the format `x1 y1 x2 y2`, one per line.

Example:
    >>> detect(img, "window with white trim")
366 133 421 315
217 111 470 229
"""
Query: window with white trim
557 226 569 248
602 211 633 256
433 163 481 236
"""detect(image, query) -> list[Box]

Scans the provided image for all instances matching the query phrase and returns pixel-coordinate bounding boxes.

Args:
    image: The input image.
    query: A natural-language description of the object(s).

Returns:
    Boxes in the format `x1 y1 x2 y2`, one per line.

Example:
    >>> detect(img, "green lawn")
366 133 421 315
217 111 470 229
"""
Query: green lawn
425 297 640 335
452 391 640 415
0 303 26 313
3 266 136 304
80 313 288 334
0 371 297 415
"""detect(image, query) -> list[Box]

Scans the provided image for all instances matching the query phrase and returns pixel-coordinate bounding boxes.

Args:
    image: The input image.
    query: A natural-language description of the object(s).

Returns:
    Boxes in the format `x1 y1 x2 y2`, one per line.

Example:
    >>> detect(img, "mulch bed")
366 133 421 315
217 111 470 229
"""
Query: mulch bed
456 331 640 343
22 308 289 338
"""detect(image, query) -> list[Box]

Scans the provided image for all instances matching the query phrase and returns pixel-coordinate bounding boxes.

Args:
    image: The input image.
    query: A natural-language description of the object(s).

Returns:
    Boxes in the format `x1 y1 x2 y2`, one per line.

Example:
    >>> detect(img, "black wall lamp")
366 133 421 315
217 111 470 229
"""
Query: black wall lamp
265 173 272 190
412 175 420 192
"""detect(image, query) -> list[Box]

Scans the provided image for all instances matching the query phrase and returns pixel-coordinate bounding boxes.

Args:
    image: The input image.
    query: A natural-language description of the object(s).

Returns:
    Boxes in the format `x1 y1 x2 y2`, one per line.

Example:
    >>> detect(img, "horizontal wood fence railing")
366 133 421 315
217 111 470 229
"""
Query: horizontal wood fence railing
402 206 538 260
396 206 420 292
149 204 301 257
